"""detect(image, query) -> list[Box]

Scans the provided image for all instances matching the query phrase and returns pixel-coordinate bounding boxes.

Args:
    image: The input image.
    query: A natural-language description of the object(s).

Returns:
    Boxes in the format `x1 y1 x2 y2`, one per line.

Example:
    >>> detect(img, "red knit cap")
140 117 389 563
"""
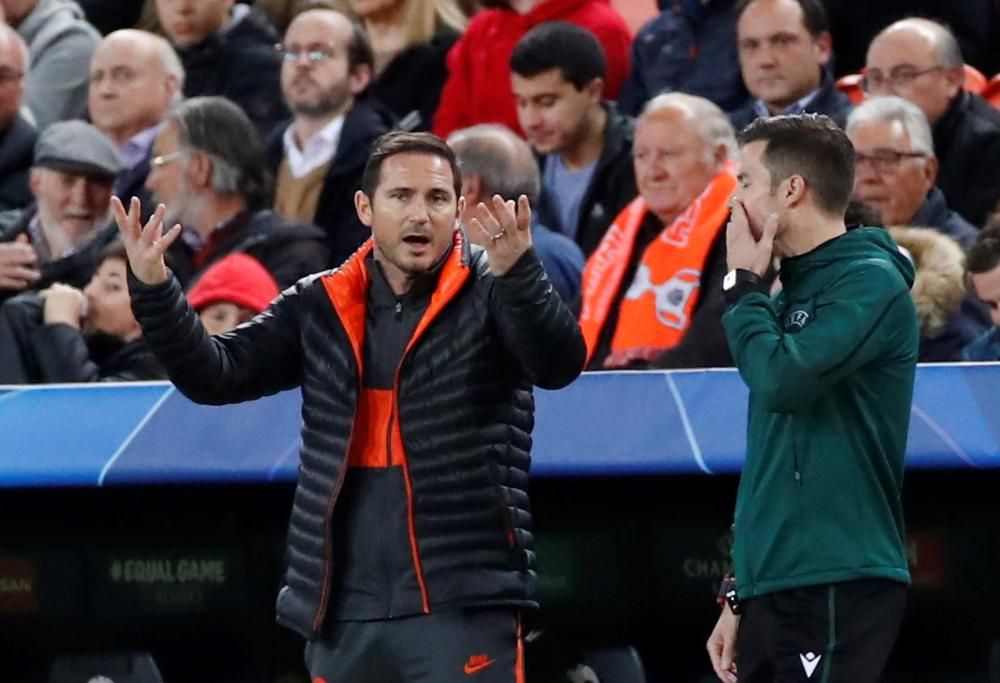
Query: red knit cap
187 253 280 313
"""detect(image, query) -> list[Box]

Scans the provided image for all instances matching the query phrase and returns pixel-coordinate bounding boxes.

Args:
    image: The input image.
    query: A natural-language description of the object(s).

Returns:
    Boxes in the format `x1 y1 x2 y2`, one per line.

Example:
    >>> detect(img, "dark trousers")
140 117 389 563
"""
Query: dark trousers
736 579 906 683
306 609 523 683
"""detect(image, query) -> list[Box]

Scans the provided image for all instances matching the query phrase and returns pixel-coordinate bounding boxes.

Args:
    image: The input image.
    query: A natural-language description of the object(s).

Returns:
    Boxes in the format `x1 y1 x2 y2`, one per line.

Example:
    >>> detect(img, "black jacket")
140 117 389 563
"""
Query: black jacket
0 292 163 384
0 207 117 303
910 186 979 250
728 73 853 132
370 30 458 131
167 210 330 290
536 102 637 257
0 116 37 212
267 100 394 268
130 236 585 638
177 8 288 135
932 92 1000 227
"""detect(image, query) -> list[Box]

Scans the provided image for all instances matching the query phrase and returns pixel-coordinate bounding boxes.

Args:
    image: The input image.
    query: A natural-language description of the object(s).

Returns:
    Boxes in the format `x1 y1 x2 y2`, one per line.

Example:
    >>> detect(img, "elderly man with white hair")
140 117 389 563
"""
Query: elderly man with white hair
578 92 738 370
847 95 978 249
88 29 185 207
864 18 1000 226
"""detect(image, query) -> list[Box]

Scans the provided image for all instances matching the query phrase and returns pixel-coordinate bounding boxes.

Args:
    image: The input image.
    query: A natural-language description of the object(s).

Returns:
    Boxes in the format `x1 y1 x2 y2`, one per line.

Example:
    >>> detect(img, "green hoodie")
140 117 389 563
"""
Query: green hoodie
722 227 918 599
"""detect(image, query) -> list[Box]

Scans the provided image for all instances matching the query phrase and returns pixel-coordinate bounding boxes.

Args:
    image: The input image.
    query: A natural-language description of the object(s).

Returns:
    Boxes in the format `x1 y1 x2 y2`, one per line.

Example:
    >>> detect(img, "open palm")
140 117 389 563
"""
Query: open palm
112 197 183 285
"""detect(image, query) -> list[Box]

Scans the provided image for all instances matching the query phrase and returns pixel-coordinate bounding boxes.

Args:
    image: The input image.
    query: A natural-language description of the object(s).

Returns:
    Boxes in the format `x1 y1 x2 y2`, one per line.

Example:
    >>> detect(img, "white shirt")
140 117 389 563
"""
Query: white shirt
282 116 345 179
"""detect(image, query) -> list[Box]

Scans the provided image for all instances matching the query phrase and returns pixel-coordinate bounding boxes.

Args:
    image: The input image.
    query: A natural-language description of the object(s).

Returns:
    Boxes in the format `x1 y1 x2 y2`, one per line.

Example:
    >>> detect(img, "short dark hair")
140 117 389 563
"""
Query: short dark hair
510 21 607 90
167 96 272 210
967 224 1000 274
99 240 128 265
361 132 462 200
738 113 855 216
736 0 830 38
345 18 374 74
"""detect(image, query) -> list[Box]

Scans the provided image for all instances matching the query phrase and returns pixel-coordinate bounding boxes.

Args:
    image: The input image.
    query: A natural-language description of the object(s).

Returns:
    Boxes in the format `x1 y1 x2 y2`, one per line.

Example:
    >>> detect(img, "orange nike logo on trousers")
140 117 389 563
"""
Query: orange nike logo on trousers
464 654 496 674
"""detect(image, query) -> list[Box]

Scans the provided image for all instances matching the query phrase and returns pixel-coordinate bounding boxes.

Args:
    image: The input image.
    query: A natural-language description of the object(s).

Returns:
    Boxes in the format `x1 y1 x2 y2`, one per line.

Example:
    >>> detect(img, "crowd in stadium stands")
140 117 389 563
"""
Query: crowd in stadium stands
1 0 1000 386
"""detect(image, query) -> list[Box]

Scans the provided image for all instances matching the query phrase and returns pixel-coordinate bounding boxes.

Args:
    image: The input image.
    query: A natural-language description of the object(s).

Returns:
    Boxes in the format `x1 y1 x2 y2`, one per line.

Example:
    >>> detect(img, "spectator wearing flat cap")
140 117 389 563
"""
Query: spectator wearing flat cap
0 119 123 304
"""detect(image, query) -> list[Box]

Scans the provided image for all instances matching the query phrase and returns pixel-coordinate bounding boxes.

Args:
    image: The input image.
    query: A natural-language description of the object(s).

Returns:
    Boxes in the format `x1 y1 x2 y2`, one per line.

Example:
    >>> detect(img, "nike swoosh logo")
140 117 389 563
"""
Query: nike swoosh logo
463 658 496 674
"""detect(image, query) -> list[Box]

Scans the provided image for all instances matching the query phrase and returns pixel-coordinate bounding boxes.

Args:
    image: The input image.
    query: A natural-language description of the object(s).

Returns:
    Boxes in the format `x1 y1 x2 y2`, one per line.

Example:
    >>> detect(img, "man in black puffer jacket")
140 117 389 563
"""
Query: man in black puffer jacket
117 131 586 683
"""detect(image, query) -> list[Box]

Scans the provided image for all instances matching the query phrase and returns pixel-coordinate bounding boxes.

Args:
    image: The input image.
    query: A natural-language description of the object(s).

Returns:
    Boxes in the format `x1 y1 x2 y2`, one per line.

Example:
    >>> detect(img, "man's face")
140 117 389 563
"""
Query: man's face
633 109 721 223
145 122 201 226
865 27 962 124
356 153 460 278
89 33 177 143
83 257 141 340
737 0 830 112
849 118 934 226
732 140 781 240
512 68 599 156
281 13 366 119
155 0 234 48
31 168 114 249
970 262 1000 328
0 33 26 131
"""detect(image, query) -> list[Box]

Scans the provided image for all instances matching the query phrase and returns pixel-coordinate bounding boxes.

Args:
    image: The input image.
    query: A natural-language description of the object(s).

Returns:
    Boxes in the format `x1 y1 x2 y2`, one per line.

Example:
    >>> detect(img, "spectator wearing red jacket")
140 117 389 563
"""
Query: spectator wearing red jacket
432 0 631 138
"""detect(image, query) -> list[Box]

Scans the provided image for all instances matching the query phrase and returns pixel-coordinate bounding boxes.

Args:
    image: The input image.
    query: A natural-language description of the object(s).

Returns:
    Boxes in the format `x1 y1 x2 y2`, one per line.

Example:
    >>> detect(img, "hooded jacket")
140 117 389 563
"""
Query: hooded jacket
129 235 586 637
722 227 918 599
16 0 100 131
890 225 980 362
432 0 632 138
177 6 288 135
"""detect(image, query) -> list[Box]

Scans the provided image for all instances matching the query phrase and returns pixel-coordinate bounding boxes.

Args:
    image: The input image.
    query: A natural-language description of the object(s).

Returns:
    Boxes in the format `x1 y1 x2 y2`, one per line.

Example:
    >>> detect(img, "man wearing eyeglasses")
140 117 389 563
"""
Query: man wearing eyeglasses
729 0 852 132
846 95 977 249
154 0 288 136
865 18 1000 227
0 24 35 213
144 96 328 290
267 9 392 269
88 30 184 213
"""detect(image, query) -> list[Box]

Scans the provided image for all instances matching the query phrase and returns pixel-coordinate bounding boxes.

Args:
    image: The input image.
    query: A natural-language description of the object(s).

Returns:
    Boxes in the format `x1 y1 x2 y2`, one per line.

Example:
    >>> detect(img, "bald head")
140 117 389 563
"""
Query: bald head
0 23 28 130
447 124 540 238
865 18 964 124
634 94 736 223
89 29 184 146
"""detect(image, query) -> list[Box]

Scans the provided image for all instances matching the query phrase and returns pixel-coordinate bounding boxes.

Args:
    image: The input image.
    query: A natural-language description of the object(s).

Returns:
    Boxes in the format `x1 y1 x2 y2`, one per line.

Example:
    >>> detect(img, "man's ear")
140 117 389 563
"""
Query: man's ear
354 189 373 228
29 168 41 195
943 66 965 99
349 64 373 98
585 77 605 104
782 174 808 208
189 152 212 189
814 31 833 68
923 154 939 188
463 173 481 209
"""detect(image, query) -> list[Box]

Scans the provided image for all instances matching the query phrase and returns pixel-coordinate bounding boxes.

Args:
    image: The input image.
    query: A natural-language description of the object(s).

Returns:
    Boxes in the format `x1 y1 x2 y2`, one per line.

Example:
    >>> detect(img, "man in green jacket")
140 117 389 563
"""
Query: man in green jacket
707 113 918 683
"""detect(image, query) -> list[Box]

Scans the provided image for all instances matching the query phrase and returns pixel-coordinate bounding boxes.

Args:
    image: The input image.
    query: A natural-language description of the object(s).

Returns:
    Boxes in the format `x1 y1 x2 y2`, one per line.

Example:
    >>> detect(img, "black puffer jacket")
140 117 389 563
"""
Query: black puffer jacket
130 235 586 638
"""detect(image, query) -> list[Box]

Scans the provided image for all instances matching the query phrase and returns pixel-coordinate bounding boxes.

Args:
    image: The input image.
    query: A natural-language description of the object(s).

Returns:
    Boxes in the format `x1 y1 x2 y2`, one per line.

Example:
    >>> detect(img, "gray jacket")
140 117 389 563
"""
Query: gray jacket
17 0 100 130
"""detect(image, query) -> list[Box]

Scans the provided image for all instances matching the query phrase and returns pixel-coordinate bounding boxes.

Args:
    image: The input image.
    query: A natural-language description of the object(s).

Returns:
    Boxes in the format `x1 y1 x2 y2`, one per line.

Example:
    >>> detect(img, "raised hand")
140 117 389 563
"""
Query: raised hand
469 194 533 277
0 234 40 291
726 201 777 277
112 196 182 285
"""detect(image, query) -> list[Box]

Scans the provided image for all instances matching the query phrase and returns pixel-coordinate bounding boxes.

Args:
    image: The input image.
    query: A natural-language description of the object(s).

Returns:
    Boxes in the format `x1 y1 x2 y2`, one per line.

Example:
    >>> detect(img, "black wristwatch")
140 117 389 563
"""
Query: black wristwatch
722 268 766 305
716 575 741 614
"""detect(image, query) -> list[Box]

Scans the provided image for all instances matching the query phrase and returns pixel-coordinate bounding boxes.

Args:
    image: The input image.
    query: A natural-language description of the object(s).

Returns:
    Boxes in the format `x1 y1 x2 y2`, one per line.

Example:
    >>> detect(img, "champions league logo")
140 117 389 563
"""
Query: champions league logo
624 265 701 329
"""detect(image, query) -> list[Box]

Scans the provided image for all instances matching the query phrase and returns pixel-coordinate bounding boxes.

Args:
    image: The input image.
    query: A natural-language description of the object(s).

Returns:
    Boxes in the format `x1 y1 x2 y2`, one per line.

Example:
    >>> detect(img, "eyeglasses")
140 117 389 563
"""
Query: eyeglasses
854 149 927 173
149 151 186 169
861 66 945 92
275 43 335 64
